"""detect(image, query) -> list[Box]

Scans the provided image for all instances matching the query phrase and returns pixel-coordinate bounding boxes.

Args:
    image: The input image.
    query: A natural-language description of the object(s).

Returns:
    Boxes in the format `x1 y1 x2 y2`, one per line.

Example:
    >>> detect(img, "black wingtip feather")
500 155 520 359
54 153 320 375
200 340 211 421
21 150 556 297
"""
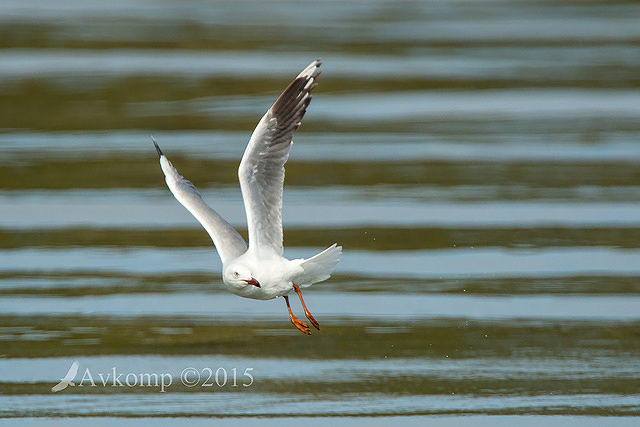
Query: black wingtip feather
151 136 163 157
271 60 321 116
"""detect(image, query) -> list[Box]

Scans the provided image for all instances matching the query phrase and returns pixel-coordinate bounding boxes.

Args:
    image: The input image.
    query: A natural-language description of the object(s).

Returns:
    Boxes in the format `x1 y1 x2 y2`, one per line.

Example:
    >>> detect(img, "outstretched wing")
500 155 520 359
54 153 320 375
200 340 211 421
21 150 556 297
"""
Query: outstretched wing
238 59 321 255
63 360 79 381
51 381 68 392
153 138 248 264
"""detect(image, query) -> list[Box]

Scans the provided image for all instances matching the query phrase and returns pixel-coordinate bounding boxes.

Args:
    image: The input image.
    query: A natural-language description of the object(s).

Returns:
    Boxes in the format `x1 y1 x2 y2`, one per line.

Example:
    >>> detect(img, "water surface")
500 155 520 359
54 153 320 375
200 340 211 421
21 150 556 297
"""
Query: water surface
1 0 640 423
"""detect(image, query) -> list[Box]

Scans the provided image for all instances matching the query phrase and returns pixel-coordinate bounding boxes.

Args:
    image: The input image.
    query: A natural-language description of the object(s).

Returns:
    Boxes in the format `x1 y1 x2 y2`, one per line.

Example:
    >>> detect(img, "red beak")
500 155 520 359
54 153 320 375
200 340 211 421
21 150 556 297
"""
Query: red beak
243 278 261 288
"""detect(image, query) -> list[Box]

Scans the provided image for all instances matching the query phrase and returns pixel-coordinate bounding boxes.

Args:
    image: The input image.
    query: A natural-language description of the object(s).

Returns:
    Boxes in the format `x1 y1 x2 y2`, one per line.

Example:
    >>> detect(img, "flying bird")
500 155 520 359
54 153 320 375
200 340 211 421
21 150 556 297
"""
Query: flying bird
152 59 341 334
51 360 79 392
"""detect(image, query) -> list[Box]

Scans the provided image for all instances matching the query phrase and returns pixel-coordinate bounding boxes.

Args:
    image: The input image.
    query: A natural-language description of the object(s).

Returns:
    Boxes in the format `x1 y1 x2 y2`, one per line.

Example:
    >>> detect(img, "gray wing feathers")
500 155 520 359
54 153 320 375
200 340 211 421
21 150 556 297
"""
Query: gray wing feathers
156 149 248 264
239 59 322 255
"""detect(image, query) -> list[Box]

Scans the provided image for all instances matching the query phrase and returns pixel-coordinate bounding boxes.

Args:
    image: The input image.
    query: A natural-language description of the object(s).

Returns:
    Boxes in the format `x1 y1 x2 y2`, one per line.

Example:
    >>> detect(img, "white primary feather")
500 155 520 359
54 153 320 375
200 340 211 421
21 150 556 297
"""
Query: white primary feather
154 138 248 264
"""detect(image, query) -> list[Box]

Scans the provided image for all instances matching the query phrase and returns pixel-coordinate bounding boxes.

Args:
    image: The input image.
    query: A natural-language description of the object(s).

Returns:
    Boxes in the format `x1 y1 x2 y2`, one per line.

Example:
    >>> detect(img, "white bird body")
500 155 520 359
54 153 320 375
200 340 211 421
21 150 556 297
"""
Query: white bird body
224 250 298 300
153 59 341 333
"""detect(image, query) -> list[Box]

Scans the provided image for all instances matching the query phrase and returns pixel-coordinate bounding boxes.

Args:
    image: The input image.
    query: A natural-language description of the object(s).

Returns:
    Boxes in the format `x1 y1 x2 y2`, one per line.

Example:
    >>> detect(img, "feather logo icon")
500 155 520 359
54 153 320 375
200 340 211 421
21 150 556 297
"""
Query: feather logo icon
51 360 79 392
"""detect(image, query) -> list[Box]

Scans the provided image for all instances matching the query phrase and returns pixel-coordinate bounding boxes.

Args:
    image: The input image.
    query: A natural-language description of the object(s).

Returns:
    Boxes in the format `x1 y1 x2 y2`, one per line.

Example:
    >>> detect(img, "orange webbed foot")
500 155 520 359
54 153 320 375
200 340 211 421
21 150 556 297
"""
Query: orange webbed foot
284 295 312 335
293 284 320 330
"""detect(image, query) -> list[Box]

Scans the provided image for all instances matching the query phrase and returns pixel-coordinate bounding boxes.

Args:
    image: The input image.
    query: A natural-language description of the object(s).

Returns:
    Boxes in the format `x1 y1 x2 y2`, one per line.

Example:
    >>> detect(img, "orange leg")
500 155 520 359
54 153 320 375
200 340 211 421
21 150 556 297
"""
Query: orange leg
293 284 320 330
284 295 310 335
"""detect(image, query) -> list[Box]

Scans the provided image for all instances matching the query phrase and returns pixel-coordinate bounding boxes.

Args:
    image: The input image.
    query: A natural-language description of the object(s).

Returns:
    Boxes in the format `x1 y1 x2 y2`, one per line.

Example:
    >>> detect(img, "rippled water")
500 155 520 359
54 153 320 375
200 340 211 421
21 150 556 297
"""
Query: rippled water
1 0 640 424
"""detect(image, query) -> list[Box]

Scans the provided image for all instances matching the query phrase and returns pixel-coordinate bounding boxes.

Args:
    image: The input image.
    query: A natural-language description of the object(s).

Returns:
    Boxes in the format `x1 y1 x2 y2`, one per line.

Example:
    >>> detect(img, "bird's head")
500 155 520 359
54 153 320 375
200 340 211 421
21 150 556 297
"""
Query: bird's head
224 264 261 289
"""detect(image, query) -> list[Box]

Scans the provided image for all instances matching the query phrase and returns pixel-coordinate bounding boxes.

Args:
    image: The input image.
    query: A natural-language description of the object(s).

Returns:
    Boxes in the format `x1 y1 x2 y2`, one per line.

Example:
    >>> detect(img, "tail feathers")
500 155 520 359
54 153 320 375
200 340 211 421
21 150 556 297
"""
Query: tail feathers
296 243 342 287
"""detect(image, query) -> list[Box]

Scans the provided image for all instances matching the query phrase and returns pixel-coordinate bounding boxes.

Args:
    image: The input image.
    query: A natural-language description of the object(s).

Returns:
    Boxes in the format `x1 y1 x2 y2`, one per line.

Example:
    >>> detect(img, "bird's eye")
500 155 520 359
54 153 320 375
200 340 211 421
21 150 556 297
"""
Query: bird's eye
233 271 239 278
